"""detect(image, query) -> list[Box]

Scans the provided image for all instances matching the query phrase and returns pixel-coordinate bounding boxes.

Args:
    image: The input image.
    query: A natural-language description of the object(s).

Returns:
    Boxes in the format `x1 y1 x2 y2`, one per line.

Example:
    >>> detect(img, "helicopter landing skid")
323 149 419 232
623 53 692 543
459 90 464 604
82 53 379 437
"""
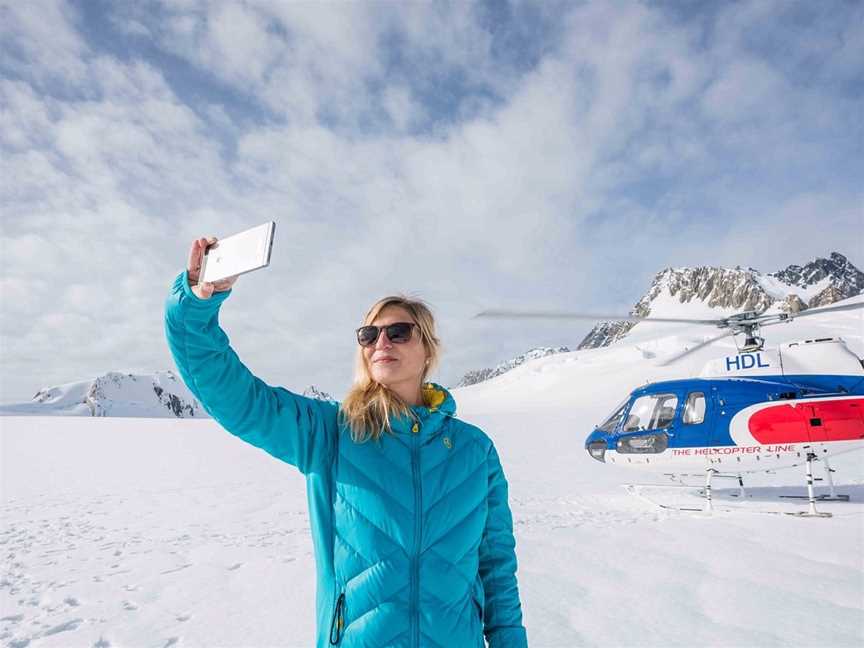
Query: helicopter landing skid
776 452 841 517
777 454 849 502
778 494 850 501
785 509 833 518
623 483 717 514
624 470 766 514
623 483 818 516
625 453 852 518
623 481 834 517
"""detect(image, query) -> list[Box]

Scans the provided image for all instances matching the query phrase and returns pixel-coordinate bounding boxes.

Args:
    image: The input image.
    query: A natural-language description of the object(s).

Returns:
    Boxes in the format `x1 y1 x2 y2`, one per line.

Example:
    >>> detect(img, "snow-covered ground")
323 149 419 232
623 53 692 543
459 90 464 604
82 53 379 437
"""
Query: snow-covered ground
2 297 863 647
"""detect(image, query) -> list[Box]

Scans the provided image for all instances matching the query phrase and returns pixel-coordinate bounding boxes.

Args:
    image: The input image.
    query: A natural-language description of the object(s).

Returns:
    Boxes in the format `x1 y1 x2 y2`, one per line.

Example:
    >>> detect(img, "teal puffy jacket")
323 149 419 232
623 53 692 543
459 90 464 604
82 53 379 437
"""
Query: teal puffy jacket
164 270 528 647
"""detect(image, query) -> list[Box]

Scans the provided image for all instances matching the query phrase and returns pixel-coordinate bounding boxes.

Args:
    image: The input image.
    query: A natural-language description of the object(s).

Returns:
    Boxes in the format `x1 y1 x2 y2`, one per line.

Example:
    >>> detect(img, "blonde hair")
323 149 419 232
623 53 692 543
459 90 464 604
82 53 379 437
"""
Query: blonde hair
339 294 442 443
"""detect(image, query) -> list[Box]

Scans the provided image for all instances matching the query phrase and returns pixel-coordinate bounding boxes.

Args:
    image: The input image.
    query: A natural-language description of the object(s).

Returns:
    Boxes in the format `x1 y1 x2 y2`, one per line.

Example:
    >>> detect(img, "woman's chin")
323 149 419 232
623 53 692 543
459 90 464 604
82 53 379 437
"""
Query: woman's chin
372 367 415 386
372 369 399 384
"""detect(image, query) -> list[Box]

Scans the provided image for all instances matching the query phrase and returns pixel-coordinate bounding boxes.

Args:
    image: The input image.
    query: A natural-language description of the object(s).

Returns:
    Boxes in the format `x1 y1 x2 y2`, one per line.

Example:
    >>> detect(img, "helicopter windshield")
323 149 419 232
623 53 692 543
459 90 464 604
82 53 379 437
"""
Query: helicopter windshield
622 393 679 432
597 399 629 432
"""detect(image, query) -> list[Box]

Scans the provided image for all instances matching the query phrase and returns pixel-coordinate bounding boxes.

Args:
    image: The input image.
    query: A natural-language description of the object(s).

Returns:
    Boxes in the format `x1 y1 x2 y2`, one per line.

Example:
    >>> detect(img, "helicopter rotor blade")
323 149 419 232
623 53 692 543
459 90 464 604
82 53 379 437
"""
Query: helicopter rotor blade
654 301 863 366
758 318 794 329
776 300 864 321
473 308 723 326
655 330 736 367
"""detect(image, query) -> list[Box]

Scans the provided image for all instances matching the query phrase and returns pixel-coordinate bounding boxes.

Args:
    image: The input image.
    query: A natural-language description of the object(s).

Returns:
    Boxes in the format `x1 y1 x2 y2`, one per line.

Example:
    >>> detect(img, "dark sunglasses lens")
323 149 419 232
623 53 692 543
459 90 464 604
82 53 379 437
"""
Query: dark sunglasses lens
387 323 413 343
357 326 379 346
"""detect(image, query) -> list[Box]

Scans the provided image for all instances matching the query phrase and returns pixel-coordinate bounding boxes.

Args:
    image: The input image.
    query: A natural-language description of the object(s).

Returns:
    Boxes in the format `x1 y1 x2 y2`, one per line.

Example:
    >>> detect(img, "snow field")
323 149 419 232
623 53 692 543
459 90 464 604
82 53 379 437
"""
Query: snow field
2 295 863 646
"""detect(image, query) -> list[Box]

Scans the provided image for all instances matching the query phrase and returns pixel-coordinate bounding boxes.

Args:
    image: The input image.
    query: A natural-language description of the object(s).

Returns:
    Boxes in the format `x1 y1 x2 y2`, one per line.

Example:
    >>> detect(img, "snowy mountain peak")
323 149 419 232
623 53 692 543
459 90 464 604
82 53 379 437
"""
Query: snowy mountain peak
1 372 341 417
635 265 774 315
1 370 205 417
767 252 863 306
302 385 337 403
457 346 571 387
578 252 862 350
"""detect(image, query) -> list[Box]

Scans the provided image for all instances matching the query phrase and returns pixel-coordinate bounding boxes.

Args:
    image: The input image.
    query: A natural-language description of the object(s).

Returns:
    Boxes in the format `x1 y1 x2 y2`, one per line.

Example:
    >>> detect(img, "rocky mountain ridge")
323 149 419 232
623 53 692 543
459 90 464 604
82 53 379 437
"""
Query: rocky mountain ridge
456 346 571 387
0 370 203 417
302 385 337 403
0 370 337 417
769 252 863 302
578 252 862 350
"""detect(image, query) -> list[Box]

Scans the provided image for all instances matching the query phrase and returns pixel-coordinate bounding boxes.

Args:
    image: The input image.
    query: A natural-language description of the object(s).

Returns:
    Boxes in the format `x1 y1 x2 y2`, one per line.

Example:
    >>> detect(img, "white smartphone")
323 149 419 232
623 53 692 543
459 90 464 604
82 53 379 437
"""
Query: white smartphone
200 221 276 284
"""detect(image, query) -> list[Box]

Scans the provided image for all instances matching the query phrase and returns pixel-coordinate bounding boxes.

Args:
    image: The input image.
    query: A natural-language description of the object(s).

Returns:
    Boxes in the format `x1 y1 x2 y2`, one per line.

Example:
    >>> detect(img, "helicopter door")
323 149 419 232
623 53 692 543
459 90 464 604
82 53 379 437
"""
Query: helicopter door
617 393 679 454
675 390 712 447
802 400 864 443
803 404 828 443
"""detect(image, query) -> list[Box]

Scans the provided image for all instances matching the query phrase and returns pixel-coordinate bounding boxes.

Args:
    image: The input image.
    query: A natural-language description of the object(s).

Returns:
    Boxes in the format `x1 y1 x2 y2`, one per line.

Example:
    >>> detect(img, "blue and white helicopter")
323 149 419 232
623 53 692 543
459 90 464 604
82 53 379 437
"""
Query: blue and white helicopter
474 301 864 516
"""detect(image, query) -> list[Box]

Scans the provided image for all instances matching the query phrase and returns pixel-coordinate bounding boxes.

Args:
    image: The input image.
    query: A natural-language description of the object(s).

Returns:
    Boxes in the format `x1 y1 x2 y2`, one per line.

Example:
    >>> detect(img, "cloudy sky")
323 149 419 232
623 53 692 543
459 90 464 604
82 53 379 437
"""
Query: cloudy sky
1 0 862 405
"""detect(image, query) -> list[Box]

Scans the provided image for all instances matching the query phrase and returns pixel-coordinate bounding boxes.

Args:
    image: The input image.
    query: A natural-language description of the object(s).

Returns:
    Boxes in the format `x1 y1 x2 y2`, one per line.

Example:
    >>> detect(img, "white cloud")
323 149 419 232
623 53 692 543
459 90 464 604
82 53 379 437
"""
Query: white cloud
0 0 89 86
701 58 787 123
0 80 55 150
206 3 282 83
382 86 426 132
0 0 861 404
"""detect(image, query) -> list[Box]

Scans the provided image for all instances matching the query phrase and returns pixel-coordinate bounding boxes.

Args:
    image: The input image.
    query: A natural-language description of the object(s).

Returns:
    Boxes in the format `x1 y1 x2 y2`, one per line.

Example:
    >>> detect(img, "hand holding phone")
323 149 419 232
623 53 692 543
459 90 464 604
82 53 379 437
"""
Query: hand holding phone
187 237 239 300
185 221 276 300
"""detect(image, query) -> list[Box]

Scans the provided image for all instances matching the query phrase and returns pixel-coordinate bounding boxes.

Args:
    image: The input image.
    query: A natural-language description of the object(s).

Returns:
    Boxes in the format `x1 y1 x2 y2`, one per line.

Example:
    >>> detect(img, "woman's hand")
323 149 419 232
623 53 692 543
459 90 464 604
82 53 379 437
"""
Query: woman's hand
187 236 240 299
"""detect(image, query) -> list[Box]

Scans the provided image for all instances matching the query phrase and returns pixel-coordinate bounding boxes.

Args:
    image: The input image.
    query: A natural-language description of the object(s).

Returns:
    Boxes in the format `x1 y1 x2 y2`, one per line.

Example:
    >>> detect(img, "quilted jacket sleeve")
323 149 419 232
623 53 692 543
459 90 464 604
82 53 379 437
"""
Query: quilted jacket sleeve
479 442 528 647
163 269 337 475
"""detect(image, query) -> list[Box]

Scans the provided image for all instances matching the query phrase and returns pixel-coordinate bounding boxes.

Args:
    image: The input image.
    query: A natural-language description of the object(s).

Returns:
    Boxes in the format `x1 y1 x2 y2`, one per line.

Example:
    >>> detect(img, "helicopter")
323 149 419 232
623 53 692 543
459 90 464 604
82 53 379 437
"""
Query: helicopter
473 300 864 517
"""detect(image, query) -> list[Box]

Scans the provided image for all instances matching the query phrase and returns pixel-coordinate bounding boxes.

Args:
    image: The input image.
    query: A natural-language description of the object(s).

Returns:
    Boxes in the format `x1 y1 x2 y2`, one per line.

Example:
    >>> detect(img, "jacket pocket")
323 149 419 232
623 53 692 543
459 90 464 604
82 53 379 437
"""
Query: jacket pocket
472 574 485 625
472 591 485 648
328 590 345 645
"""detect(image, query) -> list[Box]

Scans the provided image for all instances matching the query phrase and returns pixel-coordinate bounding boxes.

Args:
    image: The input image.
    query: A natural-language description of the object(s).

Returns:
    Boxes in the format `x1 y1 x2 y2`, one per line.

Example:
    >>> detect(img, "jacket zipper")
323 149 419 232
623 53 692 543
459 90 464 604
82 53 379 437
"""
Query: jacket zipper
328 590 345 645
410 420 422 648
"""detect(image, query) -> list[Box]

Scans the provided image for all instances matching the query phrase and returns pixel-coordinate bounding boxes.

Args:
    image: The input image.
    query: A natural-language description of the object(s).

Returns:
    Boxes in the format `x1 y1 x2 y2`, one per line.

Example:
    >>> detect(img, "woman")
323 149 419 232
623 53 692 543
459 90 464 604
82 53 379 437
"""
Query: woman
164 236 528 648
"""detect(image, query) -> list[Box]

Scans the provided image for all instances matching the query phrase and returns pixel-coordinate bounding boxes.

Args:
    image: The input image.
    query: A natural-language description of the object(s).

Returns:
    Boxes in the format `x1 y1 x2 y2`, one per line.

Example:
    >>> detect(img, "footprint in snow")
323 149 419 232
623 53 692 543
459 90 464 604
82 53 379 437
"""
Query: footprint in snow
160 564 192 575
227 563 243 571
176 614 191 622
93 637 111 647
121 600 138 611
163 637 180 647
43 617 83 636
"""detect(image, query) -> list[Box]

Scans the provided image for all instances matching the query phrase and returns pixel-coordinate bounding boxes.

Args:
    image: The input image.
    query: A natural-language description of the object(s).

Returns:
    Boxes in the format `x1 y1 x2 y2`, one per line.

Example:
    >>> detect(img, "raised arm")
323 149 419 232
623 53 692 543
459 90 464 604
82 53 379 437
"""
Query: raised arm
479 443 528 648
163 254 337 475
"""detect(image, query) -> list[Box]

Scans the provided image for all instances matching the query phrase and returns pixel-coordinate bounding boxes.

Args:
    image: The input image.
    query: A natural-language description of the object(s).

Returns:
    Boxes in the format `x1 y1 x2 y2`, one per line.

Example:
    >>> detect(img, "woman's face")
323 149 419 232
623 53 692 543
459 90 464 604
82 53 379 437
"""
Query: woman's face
363 305 428 389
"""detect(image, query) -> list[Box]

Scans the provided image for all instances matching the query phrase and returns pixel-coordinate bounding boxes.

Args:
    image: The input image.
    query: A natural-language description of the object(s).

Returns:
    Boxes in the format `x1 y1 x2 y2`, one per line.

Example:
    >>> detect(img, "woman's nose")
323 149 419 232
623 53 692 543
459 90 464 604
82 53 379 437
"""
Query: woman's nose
374 330 392 348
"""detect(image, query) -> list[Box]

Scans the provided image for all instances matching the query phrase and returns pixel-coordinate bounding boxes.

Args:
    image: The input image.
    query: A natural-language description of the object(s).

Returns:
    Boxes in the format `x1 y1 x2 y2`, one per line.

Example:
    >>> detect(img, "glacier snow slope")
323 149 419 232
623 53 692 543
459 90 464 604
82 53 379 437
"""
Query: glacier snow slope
1 296 862 647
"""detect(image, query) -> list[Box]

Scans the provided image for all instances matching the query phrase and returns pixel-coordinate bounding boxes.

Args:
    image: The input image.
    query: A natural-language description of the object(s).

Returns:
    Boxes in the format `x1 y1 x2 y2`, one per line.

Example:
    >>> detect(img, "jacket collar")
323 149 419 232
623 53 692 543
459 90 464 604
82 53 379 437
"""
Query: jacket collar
389 382 456 438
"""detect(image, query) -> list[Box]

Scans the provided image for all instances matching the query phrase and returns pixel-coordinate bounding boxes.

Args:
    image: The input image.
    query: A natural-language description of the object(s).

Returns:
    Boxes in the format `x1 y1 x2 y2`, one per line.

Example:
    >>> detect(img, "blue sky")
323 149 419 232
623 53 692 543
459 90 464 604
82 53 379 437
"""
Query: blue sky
1 0 862 405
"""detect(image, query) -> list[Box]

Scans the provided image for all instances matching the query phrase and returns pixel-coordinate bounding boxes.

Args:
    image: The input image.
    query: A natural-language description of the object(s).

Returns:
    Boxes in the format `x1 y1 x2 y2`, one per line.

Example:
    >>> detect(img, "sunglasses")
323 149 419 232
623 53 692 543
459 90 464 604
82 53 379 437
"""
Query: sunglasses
356 322 417 347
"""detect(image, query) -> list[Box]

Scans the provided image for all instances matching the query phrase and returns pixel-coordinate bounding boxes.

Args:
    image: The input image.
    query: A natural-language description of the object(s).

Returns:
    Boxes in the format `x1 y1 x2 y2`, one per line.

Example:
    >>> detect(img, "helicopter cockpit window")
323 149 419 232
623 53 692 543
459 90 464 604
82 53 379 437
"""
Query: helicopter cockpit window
622 393 678 431
598 400 628 432
683 392 706 425
651 394 678 429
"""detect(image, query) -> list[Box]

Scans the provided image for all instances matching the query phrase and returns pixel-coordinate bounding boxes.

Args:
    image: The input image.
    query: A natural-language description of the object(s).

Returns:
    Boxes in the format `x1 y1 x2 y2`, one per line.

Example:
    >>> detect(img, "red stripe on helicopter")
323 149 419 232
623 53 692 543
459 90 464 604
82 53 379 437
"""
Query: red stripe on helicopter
748 398 864 444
